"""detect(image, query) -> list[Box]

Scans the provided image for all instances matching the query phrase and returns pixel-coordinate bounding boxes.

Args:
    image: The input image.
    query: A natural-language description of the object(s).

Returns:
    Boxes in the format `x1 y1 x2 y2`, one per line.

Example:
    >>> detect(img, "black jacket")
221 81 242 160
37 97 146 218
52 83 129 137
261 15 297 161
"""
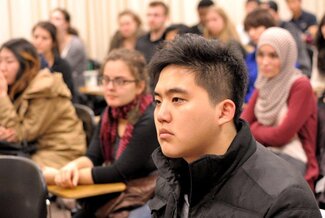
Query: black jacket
149 120 321 217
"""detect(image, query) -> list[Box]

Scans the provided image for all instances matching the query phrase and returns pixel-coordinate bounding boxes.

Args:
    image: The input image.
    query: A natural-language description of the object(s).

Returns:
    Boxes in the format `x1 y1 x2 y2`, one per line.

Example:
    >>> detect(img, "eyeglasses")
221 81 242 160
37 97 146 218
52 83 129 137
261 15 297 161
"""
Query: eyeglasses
99 76 137 87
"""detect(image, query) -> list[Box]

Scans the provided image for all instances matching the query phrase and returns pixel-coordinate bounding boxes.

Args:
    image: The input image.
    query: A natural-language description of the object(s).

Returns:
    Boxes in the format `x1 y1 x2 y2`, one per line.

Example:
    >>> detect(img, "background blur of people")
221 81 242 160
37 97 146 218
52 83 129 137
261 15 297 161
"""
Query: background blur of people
263 1 311 77
108 10 145 52
164 24 190 41
50 8 88 88
286 0 318 44
204 6 246 59
135 1 169 64
311 13 325 97
32 21 76 101
188 0 215 35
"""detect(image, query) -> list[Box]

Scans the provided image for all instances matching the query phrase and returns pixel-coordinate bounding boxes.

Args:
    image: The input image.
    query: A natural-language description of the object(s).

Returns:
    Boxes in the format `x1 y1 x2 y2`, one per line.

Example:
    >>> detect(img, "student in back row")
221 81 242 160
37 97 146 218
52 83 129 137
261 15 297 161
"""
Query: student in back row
50 8 88 88
32 21 76 102
0 38 86 168
148 34 320 217
135 1 168 64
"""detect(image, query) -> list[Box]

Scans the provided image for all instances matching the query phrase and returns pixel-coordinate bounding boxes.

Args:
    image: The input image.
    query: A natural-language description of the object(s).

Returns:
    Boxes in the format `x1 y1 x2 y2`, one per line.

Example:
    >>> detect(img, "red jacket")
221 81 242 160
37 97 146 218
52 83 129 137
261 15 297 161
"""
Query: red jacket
242 77 319 189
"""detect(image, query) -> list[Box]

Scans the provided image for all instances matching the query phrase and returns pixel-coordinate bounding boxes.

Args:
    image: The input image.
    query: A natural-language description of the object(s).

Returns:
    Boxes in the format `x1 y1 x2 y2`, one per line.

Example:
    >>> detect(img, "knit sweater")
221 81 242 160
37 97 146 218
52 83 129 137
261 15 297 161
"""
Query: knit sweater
242 77 318 189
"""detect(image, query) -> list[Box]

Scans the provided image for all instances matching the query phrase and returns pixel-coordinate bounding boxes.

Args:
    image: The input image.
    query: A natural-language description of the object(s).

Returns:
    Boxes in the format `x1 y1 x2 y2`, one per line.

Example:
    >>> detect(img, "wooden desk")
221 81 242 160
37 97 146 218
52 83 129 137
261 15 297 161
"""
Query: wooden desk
79 86 103 96
48 183 126 199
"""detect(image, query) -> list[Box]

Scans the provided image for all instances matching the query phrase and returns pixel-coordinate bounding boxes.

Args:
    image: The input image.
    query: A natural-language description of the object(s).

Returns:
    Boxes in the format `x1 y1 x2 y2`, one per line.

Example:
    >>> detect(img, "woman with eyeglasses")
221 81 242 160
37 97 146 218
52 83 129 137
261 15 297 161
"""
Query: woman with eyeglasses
43 48 159 217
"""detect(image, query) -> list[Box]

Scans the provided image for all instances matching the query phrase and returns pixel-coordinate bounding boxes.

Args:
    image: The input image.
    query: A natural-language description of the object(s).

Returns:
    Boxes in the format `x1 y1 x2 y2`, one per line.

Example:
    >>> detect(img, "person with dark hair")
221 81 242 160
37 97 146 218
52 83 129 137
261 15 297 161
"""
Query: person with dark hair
243 8 276 103
148 34 320 217
312 13 325 96
50 8 88 88
135 1 169 64
32 21 76 101
263 1 311 77
43 48 159 218
286 0 317 43
108 10 145 52
242 27 319 190
0 38 86 168
164 24 190 41
188 0 215 35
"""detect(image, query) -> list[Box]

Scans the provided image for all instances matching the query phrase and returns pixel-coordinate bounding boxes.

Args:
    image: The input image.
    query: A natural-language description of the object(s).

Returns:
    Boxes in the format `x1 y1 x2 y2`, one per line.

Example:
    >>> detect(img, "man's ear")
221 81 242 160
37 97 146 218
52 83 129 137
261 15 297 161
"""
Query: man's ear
216 99 236 125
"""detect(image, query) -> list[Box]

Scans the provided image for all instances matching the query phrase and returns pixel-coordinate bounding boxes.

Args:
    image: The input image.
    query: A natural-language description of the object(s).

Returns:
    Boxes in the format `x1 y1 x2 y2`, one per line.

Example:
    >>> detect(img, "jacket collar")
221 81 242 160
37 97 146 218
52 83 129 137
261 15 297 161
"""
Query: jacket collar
152 119 257 207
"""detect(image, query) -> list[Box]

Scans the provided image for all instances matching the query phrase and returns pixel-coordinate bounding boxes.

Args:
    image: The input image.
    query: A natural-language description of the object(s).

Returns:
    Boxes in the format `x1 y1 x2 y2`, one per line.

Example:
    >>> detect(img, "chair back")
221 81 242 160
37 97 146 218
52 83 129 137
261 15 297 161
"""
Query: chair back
0 156 47 218
74 103 96 145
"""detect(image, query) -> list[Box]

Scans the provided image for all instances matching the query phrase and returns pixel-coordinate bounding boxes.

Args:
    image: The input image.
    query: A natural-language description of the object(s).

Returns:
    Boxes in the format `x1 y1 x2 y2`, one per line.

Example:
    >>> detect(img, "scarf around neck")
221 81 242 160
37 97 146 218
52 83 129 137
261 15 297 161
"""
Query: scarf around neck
100 94 153 162
254 27 303 126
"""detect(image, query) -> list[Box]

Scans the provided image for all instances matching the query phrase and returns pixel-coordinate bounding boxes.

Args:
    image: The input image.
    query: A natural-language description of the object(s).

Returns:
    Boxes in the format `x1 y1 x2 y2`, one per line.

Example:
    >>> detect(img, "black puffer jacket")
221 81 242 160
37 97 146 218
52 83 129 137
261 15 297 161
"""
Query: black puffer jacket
149 120 321 218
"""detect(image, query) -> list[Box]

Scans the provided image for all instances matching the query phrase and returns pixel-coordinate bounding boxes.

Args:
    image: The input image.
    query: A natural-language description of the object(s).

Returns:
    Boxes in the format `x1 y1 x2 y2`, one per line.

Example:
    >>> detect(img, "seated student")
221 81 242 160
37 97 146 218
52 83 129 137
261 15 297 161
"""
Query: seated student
241 27 318 189
188 0 215 35
108 10 145 52
32 21 76 102
204 6 246 59
43 48 159 218
262 0 312 77
148 34 320 217
50 8 88 88
0 38 86 168
243 9 276 103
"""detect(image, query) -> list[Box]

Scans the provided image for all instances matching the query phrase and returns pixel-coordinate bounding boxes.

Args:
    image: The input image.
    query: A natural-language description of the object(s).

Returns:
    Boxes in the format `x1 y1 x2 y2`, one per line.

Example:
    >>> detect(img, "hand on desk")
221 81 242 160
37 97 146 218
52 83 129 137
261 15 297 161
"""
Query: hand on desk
55 162 79 188
42 161 94 188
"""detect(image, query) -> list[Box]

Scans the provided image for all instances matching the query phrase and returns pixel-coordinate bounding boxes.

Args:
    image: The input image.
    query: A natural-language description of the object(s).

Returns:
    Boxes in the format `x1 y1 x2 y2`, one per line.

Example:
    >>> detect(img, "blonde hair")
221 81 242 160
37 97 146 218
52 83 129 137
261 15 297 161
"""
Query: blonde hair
204 6 241 44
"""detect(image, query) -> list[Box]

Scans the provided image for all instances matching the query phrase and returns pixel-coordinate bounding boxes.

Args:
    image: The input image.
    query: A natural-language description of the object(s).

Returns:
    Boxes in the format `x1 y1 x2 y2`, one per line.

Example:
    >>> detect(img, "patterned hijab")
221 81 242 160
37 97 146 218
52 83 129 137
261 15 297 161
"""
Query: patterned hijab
254 27 303 126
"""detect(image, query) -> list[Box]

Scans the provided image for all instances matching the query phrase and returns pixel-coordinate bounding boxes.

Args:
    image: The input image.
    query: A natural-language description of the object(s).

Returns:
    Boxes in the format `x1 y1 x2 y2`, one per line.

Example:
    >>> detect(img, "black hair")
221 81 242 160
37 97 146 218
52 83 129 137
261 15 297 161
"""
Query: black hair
148 34 247 123
0 38 40 100
198 0 215 9
316 14 325 51
267 1 278 12
316 14 325 75
164 24 190 38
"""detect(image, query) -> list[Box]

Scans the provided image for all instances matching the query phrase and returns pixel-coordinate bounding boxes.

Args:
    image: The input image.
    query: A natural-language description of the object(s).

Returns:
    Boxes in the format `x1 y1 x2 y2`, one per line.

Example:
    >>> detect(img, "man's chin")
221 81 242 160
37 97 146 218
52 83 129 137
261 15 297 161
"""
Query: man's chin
161 146 181 159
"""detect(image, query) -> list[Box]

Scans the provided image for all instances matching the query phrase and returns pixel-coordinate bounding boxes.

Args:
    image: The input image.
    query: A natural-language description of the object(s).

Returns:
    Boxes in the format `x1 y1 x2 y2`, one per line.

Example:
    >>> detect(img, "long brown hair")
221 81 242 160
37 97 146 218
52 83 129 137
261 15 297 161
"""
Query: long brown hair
0 38 40 100
32 21 60 56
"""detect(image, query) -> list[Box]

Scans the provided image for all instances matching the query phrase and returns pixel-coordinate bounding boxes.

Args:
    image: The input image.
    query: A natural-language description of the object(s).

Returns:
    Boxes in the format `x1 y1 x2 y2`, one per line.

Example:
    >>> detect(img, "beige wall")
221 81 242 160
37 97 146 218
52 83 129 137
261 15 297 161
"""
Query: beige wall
0 0 324 62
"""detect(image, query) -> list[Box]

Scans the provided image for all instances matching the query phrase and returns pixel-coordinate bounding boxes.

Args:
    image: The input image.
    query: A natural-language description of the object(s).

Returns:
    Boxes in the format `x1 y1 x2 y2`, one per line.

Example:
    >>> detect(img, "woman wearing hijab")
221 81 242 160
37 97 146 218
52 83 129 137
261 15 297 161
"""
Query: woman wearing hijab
242 27 318 189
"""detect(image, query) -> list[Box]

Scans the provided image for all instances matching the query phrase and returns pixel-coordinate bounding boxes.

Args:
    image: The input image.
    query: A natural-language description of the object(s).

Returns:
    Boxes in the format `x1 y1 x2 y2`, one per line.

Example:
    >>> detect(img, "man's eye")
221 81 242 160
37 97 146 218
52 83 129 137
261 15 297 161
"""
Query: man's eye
172 97 184 103
154 99 161 105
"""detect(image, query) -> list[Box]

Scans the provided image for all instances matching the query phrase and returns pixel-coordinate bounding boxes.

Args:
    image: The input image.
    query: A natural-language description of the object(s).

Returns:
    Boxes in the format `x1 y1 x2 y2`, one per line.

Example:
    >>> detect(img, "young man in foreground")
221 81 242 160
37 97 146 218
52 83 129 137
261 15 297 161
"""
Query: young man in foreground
148 34 320 217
